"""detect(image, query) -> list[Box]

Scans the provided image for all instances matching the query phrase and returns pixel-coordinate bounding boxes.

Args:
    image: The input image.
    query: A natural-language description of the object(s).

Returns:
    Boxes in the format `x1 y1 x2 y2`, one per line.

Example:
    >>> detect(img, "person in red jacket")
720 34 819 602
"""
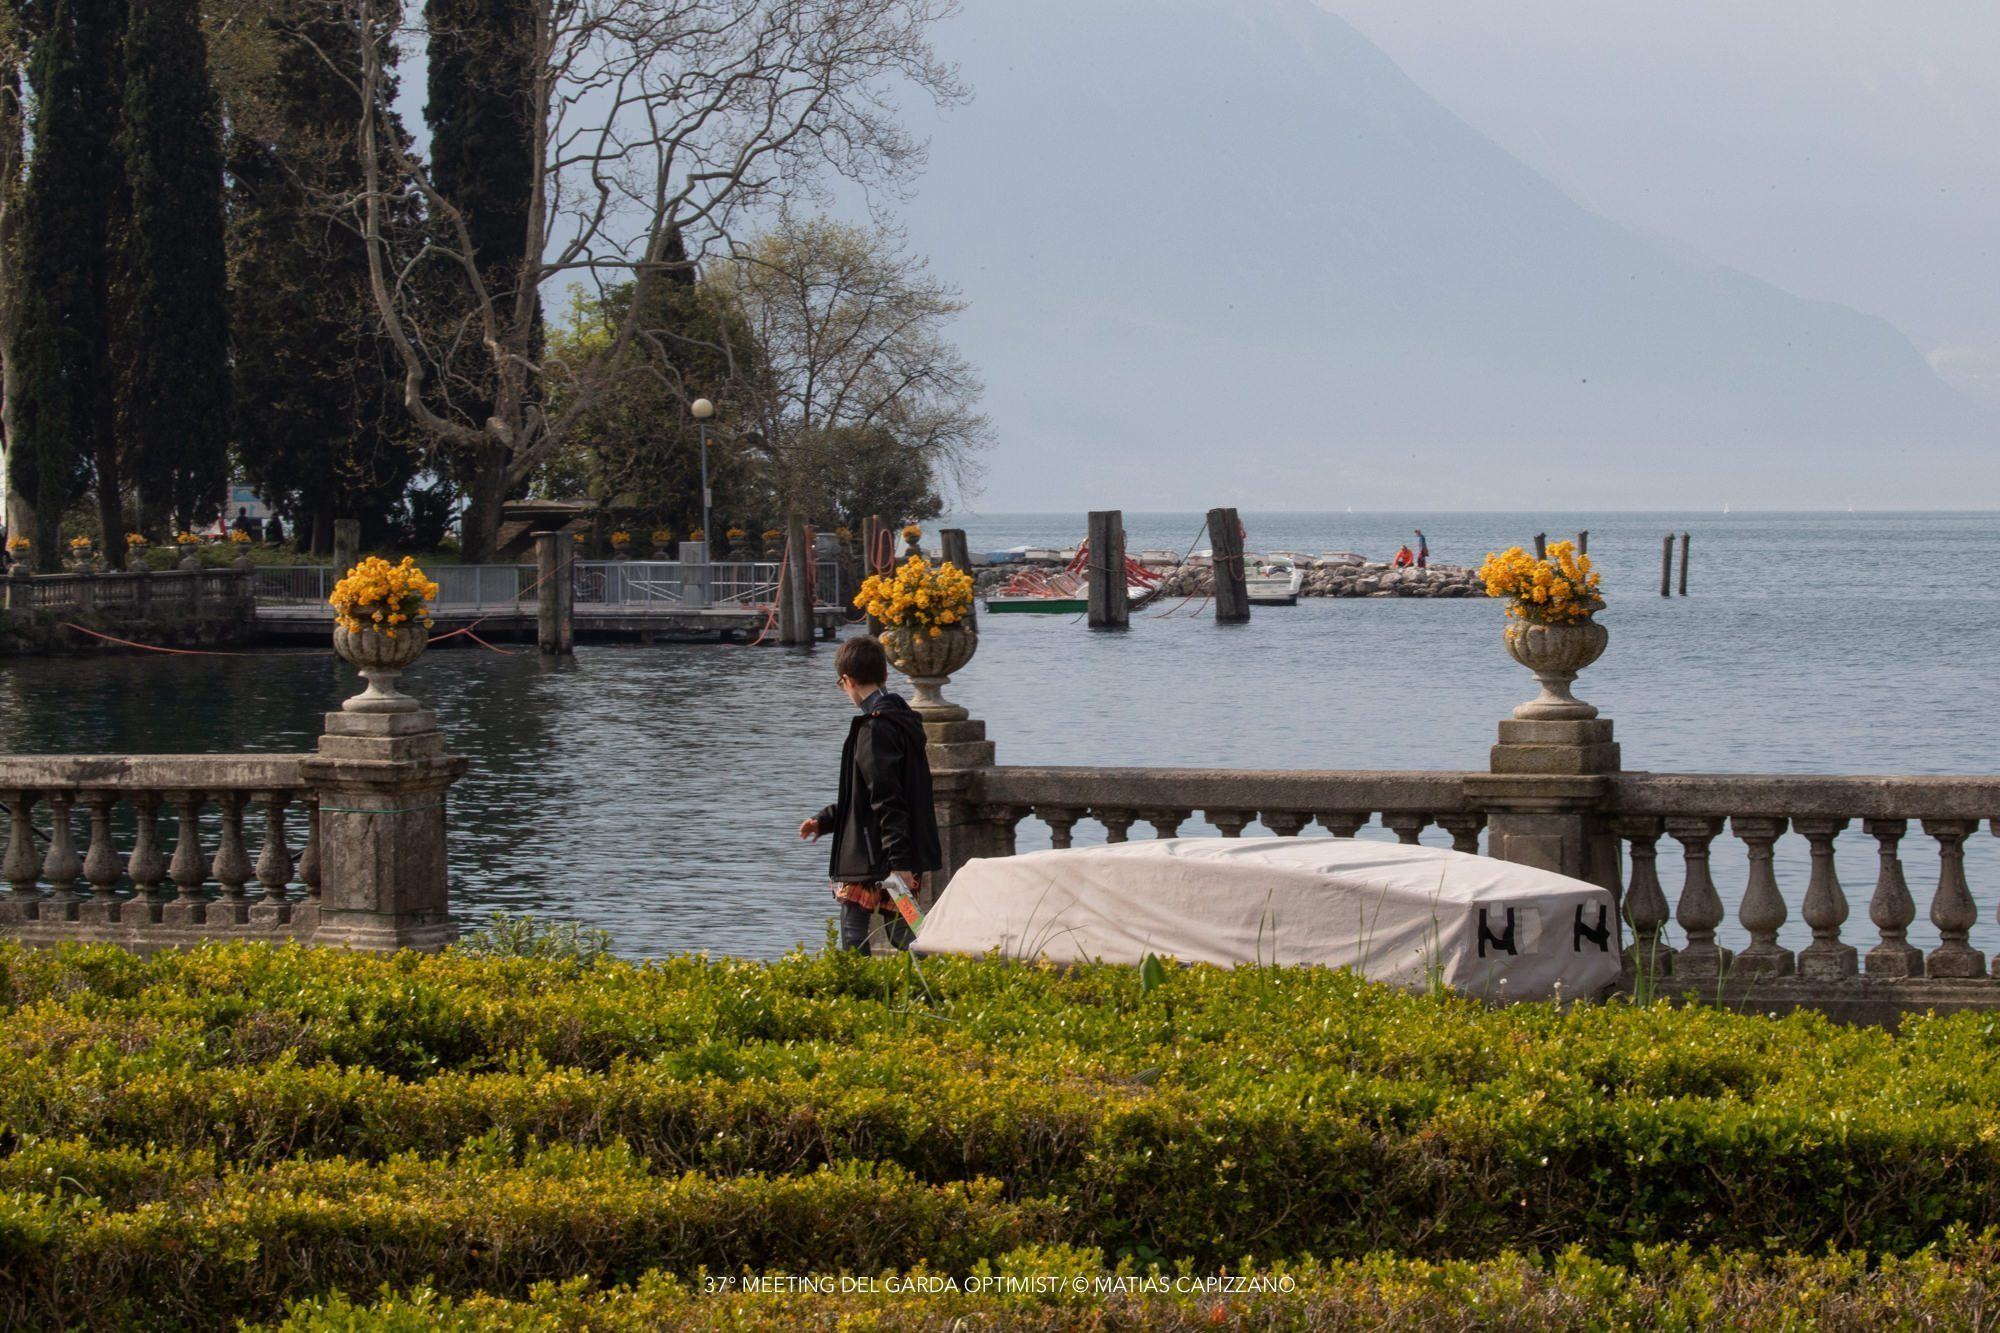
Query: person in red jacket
1392 544 1415 569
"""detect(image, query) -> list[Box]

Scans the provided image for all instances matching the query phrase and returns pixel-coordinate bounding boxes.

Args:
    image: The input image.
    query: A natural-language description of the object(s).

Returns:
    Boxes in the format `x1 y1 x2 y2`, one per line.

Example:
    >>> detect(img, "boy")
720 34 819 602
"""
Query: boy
798 636 943 952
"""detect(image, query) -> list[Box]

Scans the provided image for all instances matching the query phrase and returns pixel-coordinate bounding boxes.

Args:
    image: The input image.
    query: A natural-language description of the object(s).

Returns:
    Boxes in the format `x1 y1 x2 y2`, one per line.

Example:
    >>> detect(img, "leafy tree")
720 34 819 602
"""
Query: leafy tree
9 0 125 570
711 215 988 525
535 230 766 538
335 0 961 561
117 0 232 537
224 0 420 551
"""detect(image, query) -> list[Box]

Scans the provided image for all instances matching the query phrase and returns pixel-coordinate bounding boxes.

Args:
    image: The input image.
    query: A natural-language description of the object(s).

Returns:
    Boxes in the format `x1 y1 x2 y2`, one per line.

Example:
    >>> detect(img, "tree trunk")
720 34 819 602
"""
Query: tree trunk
94 416 124 570
458 446 510 564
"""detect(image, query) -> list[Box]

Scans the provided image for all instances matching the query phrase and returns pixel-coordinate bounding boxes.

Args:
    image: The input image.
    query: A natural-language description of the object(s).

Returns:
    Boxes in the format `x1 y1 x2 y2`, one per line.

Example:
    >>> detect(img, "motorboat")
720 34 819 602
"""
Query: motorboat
1245 554 1303 605
913 838 1621 1001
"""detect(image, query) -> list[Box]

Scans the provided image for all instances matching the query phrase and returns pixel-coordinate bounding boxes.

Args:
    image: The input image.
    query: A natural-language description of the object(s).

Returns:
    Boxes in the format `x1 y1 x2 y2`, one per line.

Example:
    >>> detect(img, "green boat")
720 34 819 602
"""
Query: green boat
985 595 1087 614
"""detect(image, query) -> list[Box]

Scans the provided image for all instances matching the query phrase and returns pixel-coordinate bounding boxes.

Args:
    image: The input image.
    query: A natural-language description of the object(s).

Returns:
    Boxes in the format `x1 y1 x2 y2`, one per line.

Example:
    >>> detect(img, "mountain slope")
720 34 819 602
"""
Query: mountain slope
895 0 1995 509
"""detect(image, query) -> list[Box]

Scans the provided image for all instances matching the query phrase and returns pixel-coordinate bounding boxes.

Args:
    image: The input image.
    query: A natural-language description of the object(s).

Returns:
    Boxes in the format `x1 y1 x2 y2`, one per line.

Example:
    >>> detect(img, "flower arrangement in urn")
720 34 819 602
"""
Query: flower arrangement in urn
329 556 440 713
1477 540 1608 719
855 554 977 715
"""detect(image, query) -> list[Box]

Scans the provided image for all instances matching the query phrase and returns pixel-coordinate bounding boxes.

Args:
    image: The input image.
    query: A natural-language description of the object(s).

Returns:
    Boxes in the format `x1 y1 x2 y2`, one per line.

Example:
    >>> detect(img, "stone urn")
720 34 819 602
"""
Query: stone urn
1503 618 1608 720
880 623 976 721
334 622 430 714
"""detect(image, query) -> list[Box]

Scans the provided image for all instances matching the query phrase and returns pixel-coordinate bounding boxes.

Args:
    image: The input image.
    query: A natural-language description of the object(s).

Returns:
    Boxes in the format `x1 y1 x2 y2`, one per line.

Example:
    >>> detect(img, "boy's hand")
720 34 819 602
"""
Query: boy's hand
894 870 921 893
798 817 822 842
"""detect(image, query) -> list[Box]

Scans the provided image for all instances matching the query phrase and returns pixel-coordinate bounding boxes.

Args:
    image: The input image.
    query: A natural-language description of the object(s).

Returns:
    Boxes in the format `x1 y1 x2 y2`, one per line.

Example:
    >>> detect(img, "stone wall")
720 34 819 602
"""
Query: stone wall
0 565 258 655
976 559 1486 599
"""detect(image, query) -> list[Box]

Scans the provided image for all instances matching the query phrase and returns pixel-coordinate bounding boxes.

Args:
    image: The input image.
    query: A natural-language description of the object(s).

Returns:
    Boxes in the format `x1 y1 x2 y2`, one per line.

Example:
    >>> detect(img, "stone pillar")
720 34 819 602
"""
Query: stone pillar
533 531 573 655
681 539 712 608
299 677 468 953
917 673 998 894
333 519 360 576
5 564 28 613
1468 717 1623 892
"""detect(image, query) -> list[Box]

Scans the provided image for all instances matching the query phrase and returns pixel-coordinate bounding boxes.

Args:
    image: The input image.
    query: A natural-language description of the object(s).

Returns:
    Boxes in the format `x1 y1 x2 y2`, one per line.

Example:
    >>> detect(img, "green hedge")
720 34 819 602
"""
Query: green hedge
259 1238 2000 1332
7 941 2000 1326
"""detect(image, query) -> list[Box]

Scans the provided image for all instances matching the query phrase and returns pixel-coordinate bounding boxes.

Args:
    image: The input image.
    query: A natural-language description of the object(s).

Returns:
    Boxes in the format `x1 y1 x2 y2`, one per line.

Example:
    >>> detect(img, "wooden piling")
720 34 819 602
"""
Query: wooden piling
1678 532 1690 597
1208 506 1249 624
1086 510 1128 630
780 516 814 646
534 531 573 655
1577 530 1589 555
863 513 885 635
1534 532 1547 560
1659 534 1673 597
332 519 360 576
940 528 975 632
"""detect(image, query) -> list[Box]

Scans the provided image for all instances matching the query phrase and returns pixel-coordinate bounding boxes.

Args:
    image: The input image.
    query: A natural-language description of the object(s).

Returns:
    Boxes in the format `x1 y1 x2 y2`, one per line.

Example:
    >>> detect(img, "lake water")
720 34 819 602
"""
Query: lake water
4 510 1998 959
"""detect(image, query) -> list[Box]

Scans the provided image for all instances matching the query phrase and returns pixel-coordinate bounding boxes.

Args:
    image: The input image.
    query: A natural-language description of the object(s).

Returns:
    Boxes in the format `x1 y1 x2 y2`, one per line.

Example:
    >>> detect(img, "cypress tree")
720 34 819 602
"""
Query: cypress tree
227 1 418 552
10 0 124 570
118 0 232 540
425 0 539 559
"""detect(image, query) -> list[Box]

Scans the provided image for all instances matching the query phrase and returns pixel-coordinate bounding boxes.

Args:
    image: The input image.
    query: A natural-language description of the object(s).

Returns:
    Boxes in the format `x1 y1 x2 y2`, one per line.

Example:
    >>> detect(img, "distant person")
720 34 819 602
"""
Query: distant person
265 515 285 546
1392 544 1415 569
798 636 942 954
1414 528 1429 570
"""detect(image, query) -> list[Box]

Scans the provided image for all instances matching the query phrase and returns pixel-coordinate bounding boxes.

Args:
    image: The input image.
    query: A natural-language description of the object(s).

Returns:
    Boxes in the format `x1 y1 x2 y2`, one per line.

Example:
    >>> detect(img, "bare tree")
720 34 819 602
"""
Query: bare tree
711 212 987 522
335 0 963 560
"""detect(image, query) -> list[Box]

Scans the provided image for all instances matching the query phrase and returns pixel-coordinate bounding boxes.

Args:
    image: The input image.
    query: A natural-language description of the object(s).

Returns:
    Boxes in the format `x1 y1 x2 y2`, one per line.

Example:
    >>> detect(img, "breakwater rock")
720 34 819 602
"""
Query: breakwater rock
1155 561 1485 599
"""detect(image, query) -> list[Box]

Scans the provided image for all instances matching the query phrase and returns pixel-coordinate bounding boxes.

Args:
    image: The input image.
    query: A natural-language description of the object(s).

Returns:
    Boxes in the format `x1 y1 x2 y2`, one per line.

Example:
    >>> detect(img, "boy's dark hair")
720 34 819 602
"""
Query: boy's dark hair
835 635 889 687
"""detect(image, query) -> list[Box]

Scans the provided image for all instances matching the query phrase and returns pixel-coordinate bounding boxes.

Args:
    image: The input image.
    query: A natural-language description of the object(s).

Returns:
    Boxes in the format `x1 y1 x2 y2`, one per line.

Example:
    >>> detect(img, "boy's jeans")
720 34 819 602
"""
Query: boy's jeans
840 899 915 954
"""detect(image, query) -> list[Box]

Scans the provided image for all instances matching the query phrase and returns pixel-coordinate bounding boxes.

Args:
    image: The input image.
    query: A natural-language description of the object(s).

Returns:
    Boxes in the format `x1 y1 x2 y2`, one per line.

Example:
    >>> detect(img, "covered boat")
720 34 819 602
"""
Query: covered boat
913 838 1620 1001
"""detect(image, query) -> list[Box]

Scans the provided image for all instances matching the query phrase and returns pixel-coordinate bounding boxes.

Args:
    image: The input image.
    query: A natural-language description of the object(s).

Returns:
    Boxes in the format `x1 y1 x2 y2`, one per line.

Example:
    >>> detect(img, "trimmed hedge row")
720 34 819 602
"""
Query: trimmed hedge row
259 1238 2000 1332
0 1145 1043 1330
9 941 2000 1325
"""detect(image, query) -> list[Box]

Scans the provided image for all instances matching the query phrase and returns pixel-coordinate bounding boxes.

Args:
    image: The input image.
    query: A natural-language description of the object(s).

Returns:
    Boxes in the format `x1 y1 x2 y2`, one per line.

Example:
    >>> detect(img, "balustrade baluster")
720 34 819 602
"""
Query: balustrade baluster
1614 816 1672 978
253 792 294 904
1205 809 1252 838
210 792 253 923
1141 809 1185 838
1863 818 1921 977
979 805 1029 857
1924 818 1984 977
1315 811 1368 839
39 791 82 917
163 790 208 926
1 791 40 910
82 795 123 908
1730 816 1793 977
299 799 322 899
1382 812 1430 845
1093 808 1136 843
127 793 168 922
1795 817 1856 979
1666 816 1732 979
1034 805 1082 849
1262 811 1309 837
1434 812 1486 855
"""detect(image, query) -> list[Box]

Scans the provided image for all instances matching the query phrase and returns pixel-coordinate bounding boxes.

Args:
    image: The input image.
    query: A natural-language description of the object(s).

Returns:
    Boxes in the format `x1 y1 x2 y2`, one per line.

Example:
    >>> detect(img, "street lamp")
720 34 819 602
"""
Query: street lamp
690 398 715 549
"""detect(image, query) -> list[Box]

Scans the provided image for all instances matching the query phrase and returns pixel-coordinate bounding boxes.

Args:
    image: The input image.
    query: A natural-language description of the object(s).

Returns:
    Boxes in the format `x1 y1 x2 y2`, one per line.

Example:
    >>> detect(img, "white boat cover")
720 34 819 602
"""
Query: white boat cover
913 838 1621 1000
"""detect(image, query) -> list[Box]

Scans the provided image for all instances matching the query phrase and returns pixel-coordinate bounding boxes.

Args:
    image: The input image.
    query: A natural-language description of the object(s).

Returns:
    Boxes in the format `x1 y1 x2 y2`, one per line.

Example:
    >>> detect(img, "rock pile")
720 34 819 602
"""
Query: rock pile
1152 561 1485 600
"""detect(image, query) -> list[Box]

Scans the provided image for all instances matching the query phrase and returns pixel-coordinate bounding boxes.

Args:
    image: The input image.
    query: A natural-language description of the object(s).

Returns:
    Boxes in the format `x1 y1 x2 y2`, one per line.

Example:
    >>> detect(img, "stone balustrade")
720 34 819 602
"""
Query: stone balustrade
0 654 466 954
0 755 321 948
1 562 258 653
925 672 2000 1023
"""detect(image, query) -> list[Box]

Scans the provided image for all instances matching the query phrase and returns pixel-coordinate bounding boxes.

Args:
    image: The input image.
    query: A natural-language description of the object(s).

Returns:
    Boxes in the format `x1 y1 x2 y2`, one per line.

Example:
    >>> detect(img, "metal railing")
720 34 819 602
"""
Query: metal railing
256 560 844 613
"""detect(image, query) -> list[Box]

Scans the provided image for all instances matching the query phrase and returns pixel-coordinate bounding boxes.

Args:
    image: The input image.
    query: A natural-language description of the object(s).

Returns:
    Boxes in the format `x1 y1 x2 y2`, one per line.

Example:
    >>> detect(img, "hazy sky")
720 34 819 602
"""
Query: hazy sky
1324 1 2000 403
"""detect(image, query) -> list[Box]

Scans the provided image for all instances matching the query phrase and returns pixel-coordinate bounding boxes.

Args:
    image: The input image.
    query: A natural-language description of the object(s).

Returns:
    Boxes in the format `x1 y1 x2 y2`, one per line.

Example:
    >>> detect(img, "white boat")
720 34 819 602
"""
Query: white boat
1245 554 1303 605
1315 552 1367 568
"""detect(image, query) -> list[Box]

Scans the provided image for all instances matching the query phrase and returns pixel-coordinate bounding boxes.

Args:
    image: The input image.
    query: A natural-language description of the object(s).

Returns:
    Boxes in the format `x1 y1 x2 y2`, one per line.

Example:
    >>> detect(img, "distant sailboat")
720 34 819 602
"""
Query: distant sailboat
1722 504 1731 515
